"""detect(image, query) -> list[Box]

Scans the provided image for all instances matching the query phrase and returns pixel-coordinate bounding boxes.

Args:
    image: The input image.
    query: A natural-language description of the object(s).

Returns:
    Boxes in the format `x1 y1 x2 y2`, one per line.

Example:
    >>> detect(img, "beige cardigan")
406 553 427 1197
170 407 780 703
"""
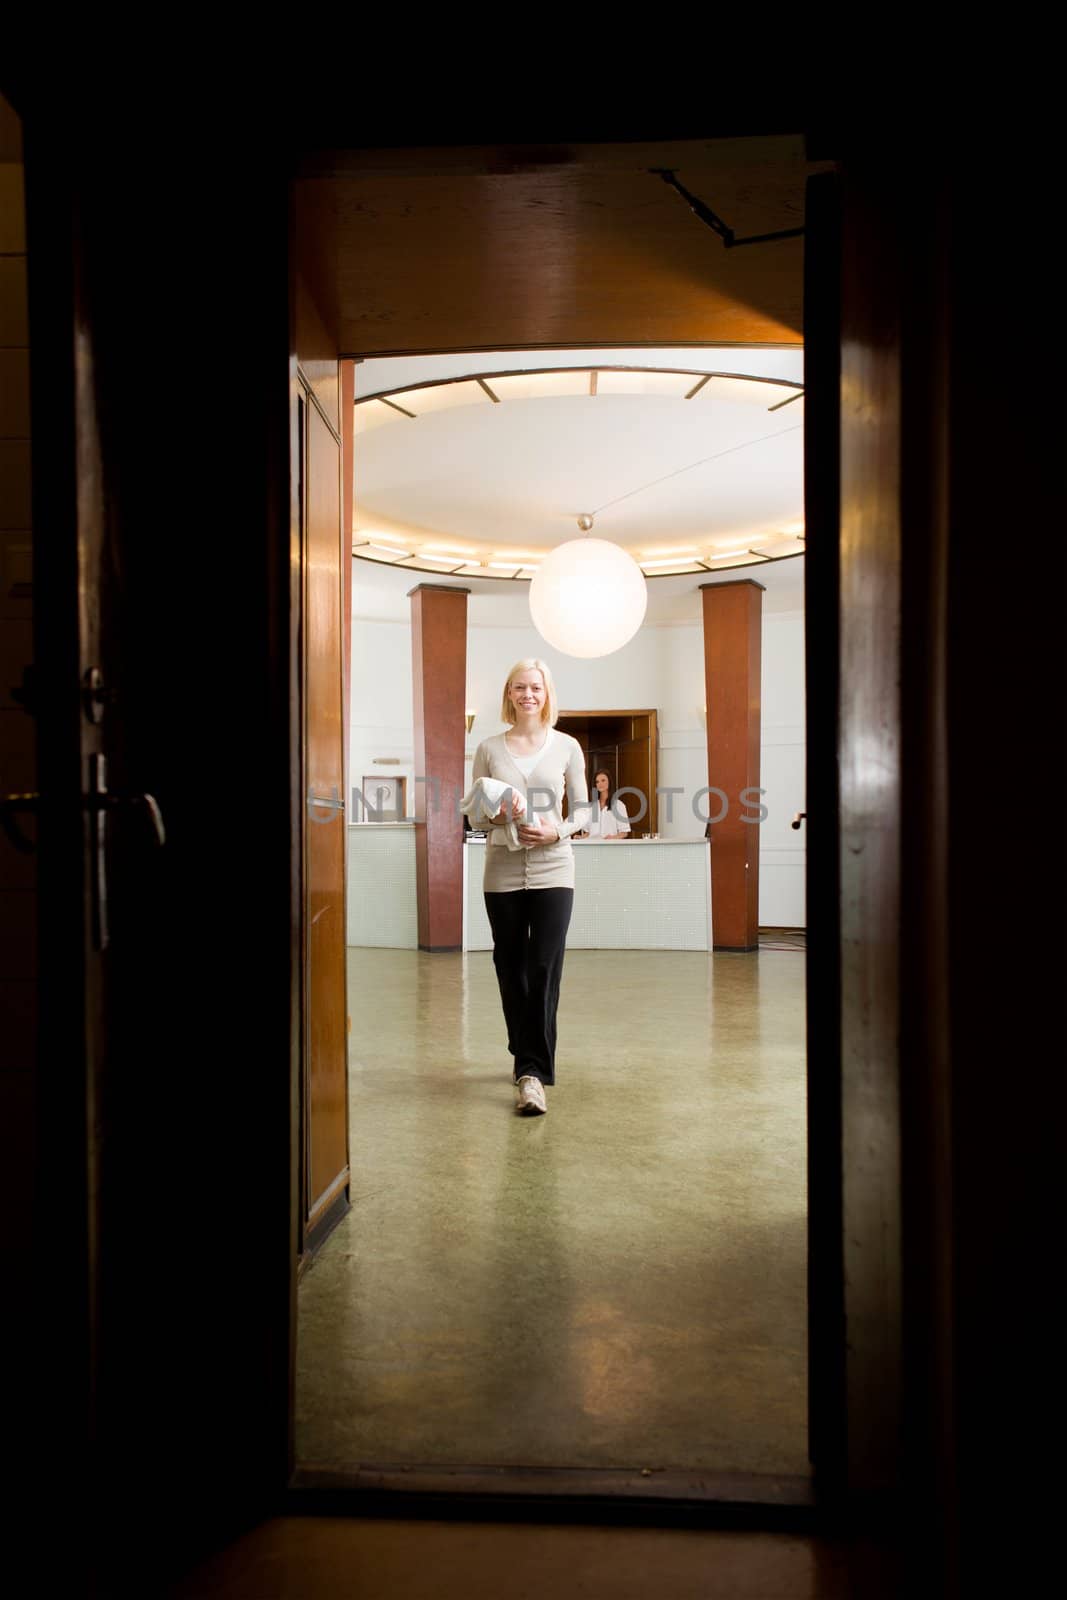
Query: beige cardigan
471 729 591 892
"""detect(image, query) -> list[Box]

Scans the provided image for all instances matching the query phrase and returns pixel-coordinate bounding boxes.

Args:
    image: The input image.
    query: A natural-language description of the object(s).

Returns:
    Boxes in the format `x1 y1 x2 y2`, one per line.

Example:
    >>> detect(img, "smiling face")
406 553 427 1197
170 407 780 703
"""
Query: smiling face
507 670 547 723
594 770 611 801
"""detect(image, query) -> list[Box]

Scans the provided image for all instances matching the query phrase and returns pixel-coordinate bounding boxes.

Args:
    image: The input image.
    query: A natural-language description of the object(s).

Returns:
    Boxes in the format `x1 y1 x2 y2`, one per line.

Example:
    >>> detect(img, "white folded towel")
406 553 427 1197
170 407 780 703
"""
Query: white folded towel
461 776 526 850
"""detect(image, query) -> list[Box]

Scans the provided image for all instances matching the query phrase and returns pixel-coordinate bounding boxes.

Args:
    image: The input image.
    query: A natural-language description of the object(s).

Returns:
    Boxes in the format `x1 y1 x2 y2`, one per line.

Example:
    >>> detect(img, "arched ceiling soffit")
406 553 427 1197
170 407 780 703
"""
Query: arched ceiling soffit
353 362 805 581
298 136 818 352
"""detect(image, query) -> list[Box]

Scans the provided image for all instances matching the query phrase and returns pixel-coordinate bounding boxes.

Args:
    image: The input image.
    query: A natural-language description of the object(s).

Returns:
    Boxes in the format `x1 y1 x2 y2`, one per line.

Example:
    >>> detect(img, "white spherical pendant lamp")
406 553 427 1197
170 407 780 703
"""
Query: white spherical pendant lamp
529 536 648 658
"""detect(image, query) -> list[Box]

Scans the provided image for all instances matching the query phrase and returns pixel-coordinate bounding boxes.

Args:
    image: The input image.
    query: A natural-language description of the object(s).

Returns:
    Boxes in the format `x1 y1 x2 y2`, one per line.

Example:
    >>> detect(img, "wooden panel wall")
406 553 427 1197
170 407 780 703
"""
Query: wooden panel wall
294 138 815 355
293 271 339 432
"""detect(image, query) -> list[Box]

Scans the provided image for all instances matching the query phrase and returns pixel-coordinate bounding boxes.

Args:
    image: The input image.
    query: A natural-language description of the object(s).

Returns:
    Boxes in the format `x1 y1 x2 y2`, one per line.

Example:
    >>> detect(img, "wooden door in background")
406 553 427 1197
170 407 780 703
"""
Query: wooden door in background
617 711 658 836
559 709 659 835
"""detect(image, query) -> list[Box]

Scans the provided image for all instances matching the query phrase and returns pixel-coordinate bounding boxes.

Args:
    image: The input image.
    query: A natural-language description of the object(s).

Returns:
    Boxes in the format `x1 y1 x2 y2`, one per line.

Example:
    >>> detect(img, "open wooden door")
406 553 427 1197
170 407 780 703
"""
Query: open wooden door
296 366 350 1254
22 98 296 1591
23 122 114 1594
287 156 353 1249
617 711 658 837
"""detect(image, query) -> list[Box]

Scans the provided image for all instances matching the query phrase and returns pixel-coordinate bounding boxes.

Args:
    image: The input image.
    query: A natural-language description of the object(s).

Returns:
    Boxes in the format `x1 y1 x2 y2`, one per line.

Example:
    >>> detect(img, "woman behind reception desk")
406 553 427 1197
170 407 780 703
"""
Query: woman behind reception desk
577 769 632 839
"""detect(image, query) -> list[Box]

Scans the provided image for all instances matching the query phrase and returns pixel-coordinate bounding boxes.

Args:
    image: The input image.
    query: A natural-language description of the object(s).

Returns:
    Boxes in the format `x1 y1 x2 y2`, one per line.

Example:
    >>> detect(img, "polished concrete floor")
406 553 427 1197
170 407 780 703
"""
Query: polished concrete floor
296 946 808 1478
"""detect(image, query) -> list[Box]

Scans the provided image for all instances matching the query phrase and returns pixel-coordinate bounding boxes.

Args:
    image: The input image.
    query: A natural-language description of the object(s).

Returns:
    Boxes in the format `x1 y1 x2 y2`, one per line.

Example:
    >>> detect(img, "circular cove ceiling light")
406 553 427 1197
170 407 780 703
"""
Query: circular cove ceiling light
529 537 648 658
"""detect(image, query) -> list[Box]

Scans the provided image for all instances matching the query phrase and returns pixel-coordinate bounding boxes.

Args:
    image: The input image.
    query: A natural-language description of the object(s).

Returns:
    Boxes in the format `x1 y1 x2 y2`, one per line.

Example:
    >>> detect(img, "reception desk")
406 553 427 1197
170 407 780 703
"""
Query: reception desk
463 837 712 952
347 826 712 952
346 822 418 948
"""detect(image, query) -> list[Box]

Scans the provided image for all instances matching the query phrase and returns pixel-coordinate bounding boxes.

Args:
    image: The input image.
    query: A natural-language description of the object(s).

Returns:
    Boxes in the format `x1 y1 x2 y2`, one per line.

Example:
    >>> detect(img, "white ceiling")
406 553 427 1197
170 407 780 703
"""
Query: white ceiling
351 345 805 614
353 546 804 627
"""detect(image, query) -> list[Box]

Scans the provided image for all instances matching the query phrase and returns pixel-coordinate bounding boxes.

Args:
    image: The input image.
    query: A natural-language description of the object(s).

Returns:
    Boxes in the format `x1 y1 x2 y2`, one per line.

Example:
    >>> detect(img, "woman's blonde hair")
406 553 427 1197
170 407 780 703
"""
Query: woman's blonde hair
500 657 558 727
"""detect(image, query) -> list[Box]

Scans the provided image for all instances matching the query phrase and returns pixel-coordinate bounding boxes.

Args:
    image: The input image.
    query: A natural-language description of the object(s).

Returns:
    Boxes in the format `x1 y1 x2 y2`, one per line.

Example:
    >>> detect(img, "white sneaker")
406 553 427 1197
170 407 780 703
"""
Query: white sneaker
515 1075 547 1116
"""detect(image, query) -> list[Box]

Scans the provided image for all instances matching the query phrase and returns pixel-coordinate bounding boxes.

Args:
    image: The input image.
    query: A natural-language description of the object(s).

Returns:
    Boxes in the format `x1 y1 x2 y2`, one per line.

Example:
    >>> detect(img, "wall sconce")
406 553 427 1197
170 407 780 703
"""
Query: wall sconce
465 710 477 734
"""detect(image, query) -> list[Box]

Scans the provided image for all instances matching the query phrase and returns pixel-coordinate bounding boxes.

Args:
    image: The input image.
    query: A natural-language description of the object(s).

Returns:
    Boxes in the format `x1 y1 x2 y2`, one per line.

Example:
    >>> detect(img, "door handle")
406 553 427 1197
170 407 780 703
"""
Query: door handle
3 786 166 849
87 754 166 949
137 792 166 846
3 774 165 946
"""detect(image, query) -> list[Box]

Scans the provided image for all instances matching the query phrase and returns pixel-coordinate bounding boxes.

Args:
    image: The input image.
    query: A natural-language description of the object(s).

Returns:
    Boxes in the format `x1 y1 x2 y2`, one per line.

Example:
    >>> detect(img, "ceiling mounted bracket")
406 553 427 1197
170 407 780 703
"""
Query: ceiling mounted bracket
649 169 804 249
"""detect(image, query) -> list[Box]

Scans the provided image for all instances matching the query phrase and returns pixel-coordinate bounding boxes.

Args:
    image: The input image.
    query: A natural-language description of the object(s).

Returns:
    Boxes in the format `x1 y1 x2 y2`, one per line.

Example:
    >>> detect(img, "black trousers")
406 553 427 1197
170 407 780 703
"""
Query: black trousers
483 888 574 1086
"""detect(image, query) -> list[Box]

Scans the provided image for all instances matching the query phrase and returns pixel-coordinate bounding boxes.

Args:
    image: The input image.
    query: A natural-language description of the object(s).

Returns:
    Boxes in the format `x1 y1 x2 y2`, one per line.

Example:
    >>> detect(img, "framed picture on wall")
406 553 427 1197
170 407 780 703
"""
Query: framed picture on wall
360 774 406 822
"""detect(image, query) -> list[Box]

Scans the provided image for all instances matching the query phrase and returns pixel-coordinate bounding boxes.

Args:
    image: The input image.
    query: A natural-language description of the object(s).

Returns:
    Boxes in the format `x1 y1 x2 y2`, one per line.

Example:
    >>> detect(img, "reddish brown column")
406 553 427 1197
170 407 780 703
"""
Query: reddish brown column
409 583 470 951
701 579 765 951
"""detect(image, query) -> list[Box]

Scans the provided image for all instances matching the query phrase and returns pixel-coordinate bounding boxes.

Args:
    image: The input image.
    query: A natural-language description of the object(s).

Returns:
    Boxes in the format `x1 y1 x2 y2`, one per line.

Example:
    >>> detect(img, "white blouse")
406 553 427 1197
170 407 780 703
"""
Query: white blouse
505 728 555 776
584 798 631 837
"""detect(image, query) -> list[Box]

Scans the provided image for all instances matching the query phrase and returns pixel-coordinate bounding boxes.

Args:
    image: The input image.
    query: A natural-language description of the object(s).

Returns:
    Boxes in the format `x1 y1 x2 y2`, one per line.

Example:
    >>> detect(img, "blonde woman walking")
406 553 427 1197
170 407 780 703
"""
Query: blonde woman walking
470 658 589 1115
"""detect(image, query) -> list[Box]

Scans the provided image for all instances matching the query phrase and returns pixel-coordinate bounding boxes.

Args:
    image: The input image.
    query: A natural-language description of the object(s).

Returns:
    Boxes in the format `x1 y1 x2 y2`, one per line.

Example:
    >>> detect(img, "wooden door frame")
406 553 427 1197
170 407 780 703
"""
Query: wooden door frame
20 92 1063 1593
802 171 846 1496
303 131 1065 1591
307 327 819 1516
24 103 1015 1587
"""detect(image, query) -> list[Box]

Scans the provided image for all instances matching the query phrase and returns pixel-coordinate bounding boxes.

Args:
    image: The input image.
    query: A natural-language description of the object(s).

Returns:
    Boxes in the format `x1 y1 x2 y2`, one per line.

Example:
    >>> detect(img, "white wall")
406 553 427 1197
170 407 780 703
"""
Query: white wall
759 611 806 926
350 619 415 819
350 610 806 926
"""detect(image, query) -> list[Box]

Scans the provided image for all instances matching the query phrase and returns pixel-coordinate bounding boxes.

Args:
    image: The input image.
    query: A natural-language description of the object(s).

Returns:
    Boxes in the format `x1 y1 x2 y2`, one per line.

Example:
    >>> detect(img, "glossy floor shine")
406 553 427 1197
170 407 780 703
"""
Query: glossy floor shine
296 946 808 1477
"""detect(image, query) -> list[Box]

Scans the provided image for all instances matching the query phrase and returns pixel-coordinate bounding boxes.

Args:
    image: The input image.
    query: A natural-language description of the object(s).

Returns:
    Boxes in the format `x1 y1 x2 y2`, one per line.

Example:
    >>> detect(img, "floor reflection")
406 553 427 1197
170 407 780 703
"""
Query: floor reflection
296 945 808 1474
